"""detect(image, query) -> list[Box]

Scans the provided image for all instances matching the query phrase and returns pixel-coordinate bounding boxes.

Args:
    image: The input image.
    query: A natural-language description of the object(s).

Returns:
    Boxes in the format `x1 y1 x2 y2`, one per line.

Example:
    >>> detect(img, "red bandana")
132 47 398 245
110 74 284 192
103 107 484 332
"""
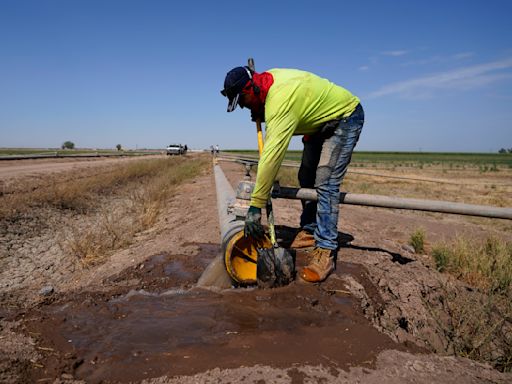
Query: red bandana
242 71 274 107
252 71 274 104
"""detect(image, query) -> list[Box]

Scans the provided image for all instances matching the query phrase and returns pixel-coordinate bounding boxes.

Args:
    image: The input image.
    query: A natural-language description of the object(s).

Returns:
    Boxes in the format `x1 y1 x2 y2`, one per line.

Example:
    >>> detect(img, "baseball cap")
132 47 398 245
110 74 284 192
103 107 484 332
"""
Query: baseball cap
221 66 252 112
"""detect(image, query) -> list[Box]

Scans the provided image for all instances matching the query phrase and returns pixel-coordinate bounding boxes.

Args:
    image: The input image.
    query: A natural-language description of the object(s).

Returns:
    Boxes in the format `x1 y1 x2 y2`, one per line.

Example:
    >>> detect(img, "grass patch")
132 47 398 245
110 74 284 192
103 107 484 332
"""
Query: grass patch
409 228 425 253
432 237 512 293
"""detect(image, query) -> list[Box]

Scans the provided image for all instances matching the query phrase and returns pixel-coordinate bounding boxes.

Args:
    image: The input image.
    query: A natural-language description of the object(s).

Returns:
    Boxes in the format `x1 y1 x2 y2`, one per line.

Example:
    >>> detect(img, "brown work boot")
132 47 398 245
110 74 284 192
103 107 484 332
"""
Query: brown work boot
290 230 315 249
299 247 335 283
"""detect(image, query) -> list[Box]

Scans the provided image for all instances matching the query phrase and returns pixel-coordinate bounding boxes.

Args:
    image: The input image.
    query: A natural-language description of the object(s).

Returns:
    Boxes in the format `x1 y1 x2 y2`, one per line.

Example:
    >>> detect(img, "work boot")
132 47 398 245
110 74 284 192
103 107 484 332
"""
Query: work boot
290 230 315 249
299 247 335 283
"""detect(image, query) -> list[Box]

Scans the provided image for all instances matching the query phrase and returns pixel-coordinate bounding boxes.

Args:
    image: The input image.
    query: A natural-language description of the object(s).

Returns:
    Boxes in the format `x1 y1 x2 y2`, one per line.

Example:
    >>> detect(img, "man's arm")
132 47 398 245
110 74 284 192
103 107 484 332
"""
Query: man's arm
249 113 297 208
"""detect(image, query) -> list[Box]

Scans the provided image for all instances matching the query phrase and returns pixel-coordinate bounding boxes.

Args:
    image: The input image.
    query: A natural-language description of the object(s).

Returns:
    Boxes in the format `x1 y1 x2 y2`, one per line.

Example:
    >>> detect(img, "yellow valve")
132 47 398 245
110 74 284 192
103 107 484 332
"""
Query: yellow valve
224 230 271 285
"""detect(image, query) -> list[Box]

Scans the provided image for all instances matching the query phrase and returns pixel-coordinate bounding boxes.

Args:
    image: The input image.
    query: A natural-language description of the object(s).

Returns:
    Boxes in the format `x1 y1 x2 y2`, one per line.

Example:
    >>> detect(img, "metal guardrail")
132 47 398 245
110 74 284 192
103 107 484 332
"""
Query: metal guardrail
0 152 160 161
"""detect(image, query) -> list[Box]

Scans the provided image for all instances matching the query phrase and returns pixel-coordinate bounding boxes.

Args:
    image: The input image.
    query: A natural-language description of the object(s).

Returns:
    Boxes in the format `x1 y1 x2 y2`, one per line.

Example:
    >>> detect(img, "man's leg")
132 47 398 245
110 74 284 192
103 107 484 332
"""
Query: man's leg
291 135 323 249
298 135 322 232
300 104 364 282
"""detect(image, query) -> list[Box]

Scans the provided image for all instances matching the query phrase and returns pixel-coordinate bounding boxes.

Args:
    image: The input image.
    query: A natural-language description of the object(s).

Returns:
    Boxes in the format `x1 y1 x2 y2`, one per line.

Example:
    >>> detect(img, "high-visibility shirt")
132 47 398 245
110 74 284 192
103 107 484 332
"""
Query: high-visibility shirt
250 68 360 208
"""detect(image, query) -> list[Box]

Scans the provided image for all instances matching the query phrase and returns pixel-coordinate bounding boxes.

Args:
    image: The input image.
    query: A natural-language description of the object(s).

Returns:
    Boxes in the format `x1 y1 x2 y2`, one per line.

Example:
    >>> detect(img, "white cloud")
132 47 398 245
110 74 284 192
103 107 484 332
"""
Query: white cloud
358 65 369 71
401 52 475 67
367 58 512 99
452 52 474 60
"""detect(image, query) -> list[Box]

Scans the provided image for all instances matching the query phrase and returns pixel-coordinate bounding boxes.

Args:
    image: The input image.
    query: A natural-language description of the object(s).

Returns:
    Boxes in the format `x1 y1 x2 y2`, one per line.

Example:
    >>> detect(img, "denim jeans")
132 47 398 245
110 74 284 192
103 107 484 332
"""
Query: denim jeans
298 103 364 250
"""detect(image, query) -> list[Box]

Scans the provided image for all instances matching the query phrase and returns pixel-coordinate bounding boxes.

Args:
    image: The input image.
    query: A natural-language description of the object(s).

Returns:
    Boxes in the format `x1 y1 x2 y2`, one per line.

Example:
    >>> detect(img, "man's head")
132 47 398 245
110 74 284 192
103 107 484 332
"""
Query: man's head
220 66 253 112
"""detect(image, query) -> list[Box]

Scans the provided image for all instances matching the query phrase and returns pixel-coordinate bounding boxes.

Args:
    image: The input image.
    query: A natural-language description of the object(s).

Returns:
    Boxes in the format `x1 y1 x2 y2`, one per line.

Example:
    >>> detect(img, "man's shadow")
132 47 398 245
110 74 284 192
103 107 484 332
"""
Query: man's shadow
275 225 414 265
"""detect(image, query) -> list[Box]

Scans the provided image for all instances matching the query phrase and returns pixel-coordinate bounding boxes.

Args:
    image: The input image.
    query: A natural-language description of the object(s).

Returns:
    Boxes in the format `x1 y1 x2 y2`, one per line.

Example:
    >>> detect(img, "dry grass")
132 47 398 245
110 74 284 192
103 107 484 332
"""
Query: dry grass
428 236 512 371
276 163 512 233
1 155 210 266
432 237 512 293
0 157 204 217
63 156 210 266
275 163 512 208
409 228 425 254
428 280 512 371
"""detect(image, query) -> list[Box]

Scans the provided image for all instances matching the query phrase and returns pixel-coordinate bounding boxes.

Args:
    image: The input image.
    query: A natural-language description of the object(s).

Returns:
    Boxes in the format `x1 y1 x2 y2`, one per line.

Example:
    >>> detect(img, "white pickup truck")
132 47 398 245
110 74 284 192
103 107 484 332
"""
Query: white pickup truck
166 144 185 155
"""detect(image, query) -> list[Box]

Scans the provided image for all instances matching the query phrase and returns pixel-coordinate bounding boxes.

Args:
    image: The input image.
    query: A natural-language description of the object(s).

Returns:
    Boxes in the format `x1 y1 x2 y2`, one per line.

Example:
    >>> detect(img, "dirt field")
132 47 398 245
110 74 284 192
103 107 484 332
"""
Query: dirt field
1 154 511 383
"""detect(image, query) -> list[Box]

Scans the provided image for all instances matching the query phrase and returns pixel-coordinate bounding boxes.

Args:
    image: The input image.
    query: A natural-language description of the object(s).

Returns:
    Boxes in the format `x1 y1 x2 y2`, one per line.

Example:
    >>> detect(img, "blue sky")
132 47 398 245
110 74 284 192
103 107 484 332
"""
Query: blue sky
0 0 511 151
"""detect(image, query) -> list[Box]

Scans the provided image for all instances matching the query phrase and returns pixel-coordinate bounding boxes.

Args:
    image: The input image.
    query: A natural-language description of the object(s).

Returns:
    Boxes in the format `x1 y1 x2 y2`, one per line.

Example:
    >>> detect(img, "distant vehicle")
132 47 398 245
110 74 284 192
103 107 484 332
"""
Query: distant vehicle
166 144 185 155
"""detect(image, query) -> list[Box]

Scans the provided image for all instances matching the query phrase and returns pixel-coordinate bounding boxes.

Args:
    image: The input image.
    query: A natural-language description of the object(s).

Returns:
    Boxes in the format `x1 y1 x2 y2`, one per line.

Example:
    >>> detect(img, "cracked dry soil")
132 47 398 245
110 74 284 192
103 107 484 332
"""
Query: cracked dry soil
1 156 511 383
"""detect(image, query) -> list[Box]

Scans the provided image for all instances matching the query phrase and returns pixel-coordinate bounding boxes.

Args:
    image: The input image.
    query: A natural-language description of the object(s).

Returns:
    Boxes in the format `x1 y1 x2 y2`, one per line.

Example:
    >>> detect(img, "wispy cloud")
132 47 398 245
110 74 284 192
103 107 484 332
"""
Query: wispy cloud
367 58 512 99
358 65 369 71
401 52 475 67
452 52 474 60
382 50 408 57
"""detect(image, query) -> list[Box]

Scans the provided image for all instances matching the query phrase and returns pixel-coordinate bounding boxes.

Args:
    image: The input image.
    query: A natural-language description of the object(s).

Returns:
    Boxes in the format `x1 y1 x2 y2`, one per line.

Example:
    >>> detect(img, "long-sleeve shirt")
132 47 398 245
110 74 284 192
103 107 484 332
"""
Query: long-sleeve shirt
250 68 360 208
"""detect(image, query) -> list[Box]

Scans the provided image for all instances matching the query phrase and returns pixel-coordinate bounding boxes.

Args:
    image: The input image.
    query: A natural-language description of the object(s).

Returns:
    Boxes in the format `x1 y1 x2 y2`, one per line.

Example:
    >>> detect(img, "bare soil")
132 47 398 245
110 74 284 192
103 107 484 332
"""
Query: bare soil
1 155 511 383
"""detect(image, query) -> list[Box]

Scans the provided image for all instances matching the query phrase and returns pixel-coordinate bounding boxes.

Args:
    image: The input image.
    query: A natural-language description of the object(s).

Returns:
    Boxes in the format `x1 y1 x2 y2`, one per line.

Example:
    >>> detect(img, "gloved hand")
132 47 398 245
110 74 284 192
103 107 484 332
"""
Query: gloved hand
244 206 265 240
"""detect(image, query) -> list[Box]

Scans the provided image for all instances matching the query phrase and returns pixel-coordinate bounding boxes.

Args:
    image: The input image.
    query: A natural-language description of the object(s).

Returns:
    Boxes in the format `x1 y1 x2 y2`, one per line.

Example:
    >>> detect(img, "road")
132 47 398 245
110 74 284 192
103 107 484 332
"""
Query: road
0 155 162 180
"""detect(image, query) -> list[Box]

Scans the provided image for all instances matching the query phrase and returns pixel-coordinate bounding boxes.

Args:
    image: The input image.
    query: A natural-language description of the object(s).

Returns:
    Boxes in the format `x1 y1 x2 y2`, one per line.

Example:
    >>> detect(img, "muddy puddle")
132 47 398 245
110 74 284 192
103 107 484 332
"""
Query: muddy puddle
23 243 418 383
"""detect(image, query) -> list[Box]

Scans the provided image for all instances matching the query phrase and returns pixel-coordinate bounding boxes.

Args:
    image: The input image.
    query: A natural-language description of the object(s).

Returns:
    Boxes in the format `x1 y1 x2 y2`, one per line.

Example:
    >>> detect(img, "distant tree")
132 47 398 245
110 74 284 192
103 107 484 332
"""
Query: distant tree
61 141 75 150
116 144 122 151
498 148 507 154
508 148 512 154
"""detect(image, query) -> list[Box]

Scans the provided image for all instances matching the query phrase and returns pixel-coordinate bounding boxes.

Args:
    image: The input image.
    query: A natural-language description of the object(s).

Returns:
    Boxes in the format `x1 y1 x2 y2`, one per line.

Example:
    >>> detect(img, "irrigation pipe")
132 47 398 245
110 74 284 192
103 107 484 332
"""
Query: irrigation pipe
272 186 512 220
214 156 512 220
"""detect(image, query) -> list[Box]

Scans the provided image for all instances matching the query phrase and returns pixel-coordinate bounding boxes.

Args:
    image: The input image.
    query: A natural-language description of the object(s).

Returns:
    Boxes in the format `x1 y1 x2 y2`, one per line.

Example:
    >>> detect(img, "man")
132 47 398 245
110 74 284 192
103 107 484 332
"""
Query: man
221 66 364 283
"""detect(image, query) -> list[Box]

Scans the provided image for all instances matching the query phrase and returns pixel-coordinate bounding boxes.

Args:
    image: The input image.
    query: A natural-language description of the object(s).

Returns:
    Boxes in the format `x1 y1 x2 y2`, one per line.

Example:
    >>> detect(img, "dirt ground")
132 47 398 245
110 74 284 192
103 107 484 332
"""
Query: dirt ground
1 155 511 383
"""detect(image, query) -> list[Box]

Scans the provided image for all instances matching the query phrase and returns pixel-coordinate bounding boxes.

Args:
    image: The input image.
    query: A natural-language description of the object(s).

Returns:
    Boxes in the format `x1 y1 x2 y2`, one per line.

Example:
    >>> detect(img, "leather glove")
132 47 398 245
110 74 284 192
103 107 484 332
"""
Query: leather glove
244 206 265 240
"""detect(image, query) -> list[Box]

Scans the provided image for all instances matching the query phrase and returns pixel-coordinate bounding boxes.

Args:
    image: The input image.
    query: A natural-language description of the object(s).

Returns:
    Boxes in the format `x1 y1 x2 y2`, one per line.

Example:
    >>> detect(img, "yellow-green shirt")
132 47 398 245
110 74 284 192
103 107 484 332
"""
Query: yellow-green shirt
250 68 360 208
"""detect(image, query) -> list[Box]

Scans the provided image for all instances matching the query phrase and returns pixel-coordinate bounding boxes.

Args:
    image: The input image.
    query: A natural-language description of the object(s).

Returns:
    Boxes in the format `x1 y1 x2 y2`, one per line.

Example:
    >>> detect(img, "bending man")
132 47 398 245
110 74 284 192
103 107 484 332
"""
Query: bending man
221 66 364 283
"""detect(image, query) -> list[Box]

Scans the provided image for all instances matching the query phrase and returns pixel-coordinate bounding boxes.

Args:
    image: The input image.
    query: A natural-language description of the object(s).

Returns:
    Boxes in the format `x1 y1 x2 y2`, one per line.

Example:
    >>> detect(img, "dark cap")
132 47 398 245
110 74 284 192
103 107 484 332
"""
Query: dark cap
221 66 252 112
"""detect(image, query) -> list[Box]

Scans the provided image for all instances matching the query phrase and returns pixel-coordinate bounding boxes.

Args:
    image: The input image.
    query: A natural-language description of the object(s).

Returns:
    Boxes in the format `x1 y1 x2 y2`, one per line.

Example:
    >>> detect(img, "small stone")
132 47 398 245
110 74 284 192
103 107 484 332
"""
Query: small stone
402 244 415 253
39 286 54 296
61 373 74 380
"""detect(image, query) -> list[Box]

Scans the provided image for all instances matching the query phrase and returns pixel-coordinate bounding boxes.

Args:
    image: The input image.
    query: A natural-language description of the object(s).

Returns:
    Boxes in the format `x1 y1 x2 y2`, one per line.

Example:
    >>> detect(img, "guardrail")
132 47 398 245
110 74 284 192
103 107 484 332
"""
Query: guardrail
0 152 161 161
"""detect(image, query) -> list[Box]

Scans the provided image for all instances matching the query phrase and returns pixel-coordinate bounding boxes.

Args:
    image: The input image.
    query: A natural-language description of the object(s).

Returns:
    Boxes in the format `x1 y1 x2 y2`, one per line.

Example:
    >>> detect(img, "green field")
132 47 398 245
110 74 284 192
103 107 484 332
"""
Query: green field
225 150 512 167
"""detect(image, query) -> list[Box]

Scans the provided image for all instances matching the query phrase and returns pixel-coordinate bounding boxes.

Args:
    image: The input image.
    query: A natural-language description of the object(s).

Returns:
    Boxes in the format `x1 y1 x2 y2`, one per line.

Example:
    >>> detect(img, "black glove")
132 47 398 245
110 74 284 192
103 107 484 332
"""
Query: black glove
244 206 265 240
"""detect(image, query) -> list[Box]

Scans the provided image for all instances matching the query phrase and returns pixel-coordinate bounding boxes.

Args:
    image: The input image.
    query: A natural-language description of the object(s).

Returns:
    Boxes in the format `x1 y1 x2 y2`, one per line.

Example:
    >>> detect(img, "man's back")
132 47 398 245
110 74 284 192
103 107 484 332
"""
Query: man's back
265 68 360 135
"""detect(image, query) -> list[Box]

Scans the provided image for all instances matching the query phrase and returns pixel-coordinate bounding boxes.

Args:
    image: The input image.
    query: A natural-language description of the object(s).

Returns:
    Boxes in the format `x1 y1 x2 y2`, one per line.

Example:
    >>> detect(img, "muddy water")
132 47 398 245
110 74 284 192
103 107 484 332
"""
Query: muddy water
26 244 416 383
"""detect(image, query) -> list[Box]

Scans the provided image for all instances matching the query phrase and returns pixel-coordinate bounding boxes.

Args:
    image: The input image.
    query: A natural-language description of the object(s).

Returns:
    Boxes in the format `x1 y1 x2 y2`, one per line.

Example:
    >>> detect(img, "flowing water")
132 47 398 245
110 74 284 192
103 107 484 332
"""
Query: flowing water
25 244 416 383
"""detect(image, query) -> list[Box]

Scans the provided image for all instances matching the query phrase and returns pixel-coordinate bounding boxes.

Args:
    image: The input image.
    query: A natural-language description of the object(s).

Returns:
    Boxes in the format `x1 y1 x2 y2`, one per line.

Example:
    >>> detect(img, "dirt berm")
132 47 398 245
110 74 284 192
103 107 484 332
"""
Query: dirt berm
0 157 511 383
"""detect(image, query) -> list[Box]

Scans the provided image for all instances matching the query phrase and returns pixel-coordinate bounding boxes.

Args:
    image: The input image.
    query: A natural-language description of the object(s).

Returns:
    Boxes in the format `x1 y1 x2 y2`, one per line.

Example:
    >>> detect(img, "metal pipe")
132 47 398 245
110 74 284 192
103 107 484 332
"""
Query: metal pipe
214 164 246 243
196 164 242 288
273 186 512 220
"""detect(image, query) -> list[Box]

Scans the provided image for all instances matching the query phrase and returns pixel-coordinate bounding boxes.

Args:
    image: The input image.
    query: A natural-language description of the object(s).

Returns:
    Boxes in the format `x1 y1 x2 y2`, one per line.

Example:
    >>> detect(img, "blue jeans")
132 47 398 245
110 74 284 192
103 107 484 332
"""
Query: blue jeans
299 103 364 250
